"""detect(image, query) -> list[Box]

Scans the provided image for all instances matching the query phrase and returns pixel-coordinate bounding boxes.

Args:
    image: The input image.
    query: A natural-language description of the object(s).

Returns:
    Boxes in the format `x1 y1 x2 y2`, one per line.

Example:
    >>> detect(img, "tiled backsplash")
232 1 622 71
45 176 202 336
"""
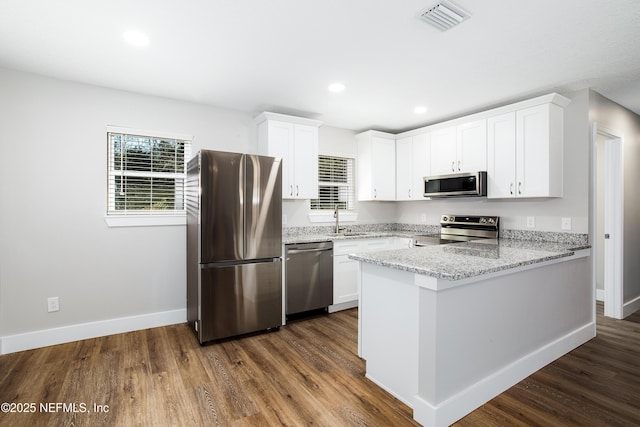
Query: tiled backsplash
284 223 589 245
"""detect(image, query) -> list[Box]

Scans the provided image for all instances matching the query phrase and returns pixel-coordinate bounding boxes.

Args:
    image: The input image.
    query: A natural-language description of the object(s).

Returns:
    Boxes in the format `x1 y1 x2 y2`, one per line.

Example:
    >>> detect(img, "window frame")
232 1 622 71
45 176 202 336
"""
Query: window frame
104 126 192 227
308 153 358 223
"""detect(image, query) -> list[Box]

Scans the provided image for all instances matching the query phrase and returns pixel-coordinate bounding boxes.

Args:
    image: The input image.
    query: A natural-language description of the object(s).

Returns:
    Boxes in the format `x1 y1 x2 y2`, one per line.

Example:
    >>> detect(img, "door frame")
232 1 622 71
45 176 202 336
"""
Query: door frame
591 122 624 319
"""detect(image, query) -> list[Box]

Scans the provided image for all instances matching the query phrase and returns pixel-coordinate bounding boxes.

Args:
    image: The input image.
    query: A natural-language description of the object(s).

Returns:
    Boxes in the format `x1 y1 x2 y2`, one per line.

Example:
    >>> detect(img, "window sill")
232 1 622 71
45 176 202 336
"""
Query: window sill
308 212 358 223
104 215 187 227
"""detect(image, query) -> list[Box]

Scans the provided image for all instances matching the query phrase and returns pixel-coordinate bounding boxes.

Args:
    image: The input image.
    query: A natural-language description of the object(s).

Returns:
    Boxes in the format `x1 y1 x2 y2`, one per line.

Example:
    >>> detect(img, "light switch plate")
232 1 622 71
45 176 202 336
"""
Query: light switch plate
561 217 572 230
526 216 535 228
421 214 427 223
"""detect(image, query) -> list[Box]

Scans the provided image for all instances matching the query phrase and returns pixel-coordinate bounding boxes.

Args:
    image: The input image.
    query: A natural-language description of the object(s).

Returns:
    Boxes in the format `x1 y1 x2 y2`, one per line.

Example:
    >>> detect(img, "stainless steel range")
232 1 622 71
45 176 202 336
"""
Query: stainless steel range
414 214 499 246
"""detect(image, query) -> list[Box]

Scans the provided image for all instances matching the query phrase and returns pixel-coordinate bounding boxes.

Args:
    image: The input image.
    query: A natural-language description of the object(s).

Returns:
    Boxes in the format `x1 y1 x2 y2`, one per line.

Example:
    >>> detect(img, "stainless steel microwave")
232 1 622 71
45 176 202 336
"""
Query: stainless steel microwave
423 171 487 198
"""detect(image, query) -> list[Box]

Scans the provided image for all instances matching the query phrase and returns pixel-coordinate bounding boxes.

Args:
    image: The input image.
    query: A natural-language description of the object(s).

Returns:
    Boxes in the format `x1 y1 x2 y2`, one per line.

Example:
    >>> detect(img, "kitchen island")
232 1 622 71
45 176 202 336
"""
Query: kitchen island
350 239 593 427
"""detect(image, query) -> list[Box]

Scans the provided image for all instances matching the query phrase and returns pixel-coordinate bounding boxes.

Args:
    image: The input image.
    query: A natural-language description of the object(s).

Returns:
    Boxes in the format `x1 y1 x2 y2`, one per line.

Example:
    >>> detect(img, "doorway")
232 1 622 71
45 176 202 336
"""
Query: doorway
593 124 623 319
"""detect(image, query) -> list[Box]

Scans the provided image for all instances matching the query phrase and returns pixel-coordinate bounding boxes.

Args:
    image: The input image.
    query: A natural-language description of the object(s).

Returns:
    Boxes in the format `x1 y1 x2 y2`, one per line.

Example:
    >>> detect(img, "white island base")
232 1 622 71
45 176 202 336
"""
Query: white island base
358 250 593 427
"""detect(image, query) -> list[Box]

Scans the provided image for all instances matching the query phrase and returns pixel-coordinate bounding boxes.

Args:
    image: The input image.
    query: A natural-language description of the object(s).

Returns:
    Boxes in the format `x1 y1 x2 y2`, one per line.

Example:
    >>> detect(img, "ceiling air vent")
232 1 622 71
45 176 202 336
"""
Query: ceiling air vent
417 0 471 31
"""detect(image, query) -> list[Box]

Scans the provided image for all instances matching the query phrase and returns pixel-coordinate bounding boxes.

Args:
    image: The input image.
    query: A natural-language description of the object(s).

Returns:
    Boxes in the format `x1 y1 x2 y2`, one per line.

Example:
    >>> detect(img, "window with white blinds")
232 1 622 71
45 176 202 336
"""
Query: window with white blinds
107 129 191 216
310 155 355 210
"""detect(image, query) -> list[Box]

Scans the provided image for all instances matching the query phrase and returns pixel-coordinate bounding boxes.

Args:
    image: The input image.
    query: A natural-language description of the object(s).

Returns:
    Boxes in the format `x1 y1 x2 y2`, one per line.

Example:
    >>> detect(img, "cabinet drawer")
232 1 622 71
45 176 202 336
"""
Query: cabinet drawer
333 240 366 255
364 238 391 251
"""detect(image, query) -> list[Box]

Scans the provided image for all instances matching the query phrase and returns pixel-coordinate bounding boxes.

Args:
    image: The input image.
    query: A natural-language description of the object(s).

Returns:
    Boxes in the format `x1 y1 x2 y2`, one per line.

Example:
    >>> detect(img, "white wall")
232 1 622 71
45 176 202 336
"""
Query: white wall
0 68 255 342
589 90 640 304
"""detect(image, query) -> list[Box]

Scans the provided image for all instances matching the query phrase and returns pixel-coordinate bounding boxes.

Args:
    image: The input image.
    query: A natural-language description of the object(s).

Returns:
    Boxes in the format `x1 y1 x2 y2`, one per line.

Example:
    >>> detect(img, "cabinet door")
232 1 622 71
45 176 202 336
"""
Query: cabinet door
430 126 457 175
371 137 396 200
457 119 487 173
267 121 295 198
487 112 516 198
412 133 430 199
396 137 413 200
292 124 318 199
333 240 364 305
333 254 360 304
517 105 551 197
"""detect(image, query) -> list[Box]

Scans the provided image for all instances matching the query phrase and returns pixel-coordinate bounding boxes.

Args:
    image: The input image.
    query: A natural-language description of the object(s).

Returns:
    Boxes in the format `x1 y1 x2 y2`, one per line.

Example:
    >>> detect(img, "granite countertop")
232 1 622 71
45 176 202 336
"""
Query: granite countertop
283 230 414 245
349 239 590 281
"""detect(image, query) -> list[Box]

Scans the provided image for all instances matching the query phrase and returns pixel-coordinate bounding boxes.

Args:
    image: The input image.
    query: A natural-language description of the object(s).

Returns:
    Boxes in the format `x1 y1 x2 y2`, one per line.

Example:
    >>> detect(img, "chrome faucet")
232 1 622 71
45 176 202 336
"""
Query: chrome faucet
334 204 340 233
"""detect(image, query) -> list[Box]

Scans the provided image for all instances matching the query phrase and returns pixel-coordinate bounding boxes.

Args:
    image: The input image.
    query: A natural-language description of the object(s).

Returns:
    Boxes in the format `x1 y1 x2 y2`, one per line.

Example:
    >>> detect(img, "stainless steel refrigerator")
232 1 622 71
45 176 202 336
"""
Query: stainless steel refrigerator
186 150 282 343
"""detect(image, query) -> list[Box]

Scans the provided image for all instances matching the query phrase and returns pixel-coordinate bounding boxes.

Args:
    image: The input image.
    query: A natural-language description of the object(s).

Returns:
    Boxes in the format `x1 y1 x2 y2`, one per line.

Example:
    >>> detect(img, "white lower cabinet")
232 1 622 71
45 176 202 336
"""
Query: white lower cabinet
333 240 364 307
332 237 410 311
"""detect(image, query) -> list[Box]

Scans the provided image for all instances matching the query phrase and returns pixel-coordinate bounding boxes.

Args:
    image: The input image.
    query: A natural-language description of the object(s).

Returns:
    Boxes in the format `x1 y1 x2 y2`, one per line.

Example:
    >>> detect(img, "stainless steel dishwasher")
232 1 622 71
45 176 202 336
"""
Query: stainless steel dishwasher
285 241 333 316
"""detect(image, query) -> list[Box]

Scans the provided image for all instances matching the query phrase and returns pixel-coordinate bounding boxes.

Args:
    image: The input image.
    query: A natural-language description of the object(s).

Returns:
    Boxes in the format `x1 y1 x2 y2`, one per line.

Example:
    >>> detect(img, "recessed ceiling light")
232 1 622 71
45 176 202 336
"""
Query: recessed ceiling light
123 30 149 47
414 106 428 114
328 83 345 93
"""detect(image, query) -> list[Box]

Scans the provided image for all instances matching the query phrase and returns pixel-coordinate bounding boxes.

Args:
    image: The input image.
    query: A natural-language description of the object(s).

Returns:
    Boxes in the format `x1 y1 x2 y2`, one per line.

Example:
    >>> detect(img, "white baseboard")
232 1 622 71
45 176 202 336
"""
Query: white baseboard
596 288 605 301
412 322 596 427
0 309 186 355
624 295 640 318
328 300 358 313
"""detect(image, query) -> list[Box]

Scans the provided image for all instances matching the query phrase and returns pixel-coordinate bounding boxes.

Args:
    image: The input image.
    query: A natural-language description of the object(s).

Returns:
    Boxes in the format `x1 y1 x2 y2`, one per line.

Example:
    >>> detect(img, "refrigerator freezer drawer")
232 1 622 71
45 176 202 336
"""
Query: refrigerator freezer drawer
198 260 282 343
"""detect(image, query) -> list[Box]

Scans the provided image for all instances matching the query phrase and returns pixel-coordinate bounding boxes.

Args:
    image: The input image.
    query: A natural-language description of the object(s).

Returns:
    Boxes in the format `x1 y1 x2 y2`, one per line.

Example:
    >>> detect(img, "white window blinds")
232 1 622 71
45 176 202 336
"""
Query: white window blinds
310 155 355 210
107 131 191 216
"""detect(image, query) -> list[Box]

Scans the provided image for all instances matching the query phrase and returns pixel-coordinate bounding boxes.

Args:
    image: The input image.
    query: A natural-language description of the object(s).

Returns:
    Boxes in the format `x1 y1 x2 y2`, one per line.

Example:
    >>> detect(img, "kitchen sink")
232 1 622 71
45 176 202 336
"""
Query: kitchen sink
328 231 367 237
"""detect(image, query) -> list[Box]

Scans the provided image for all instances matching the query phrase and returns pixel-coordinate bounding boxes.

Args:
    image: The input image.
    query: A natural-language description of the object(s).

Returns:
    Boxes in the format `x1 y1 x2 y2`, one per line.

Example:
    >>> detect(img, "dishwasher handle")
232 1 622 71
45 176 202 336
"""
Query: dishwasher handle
286 247 333 255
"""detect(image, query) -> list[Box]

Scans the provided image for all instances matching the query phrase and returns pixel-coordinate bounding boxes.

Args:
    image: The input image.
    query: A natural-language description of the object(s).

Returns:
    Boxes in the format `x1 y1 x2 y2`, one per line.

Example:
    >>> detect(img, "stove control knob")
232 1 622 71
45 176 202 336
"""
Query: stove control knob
480 217 487 223
488 218 495 224
442 215 448 222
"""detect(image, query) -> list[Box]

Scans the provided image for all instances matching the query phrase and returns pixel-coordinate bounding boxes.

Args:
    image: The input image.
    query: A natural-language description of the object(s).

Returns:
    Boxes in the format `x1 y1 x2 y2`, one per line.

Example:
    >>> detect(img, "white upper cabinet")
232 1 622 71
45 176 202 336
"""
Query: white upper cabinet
430 119 486 175
487 112 517 198
396 133 430 201
487 98 567 198
457 119 487 173
430 127 457 175
355 93 569 201
356 131 396 201
255 112 322 199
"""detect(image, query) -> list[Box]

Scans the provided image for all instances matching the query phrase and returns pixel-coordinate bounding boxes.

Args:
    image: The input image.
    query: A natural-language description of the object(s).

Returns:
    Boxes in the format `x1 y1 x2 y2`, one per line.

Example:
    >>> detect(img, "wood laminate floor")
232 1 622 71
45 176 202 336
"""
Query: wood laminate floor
0 303 639 426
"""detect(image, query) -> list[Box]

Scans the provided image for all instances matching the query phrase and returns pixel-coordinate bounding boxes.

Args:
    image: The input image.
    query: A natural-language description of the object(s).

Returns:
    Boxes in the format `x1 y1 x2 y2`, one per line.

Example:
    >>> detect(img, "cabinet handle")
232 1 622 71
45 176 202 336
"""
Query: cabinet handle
408 189 411 198
289 185 293 196
296 185 299 196
458 161 461 171
509 183 514 195
451 161 455 172
518 182 522 195
374 189 377 198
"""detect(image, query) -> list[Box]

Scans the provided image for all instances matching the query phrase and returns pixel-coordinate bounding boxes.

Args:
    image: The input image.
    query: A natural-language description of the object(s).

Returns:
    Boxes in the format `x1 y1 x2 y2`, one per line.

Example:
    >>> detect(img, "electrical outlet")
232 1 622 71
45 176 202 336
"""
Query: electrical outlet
421 213 427 223
47 297 59 313
561 217 572 230
526 216 535 228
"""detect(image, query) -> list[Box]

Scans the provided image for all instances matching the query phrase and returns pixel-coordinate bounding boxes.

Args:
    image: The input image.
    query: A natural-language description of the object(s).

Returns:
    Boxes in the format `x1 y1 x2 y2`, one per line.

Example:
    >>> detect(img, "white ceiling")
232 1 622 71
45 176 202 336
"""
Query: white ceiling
1 0 639 132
